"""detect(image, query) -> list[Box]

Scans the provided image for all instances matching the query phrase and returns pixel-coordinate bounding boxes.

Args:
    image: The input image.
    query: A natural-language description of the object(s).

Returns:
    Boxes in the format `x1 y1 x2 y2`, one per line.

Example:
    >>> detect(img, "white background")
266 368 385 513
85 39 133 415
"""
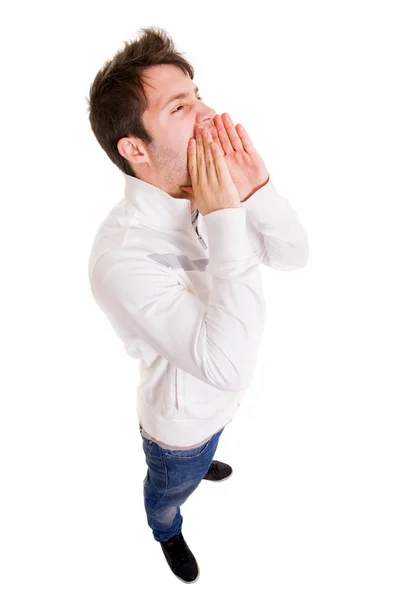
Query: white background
1 1 399 598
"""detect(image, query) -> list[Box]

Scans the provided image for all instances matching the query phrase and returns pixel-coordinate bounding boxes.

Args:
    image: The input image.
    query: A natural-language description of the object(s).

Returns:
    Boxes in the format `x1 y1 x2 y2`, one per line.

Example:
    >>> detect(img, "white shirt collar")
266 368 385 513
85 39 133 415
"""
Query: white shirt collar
123 173 194 231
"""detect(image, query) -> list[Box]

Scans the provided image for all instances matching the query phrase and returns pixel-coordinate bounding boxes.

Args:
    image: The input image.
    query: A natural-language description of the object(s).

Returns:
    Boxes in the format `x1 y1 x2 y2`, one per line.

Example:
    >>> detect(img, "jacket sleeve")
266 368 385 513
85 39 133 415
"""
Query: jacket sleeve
241 177 309 270
91 207 267 393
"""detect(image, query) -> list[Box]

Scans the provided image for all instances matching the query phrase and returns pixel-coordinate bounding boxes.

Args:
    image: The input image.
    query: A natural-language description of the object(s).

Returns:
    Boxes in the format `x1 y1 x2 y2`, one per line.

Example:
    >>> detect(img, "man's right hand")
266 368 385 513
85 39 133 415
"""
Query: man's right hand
182 127 241 217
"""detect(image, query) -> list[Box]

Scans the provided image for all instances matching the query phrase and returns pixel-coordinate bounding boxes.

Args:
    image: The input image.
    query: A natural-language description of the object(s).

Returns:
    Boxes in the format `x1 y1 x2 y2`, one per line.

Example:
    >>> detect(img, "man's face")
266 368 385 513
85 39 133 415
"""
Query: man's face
122 64 216 206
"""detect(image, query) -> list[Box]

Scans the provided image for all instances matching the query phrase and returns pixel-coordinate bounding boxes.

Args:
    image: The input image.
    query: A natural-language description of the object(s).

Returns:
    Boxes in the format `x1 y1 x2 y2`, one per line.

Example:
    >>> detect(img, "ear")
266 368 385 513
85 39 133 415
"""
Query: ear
117 137 149 165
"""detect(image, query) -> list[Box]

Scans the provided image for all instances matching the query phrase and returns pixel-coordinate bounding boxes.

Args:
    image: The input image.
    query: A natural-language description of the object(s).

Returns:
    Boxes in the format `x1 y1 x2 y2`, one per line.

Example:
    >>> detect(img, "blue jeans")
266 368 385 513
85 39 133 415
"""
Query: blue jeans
140 426 225 542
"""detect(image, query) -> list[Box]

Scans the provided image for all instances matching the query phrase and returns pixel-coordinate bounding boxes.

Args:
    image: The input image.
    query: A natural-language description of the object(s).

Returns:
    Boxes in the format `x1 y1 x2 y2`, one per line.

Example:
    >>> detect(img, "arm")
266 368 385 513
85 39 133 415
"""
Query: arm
204 113 309 270
92 207 266 392
241 176 310 270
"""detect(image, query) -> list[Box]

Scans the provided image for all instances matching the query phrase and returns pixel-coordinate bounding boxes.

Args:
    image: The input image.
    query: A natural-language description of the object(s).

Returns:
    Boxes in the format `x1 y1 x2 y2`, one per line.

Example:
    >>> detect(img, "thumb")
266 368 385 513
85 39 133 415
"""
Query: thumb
180 186 193 194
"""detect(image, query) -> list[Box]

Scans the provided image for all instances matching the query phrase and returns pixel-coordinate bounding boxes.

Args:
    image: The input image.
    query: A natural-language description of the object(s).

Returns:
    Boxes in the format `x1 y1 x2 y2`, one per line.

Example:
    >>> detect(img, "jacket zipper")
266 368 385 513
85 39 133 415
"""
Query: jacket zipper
189 207 208 249
197 231 207 249
193 221 207 249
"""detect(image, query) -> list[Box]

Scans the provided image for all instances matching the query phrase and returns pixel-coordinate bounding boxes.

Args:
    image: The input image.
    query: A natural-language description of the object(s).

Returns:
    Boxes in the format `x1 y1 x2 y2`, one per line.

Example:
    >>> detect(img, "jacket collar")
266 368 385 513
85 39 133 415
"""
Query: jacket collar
123 173 194 231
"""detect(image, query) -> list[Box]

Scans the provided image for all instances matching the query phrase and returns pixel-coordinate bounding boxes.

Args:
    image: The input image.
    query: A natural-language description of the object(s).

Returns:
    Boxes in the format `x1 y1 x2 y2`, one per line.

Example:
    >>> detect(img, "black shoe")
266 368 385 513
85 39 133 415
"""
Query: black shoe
159 532 200 583
203 460 233 482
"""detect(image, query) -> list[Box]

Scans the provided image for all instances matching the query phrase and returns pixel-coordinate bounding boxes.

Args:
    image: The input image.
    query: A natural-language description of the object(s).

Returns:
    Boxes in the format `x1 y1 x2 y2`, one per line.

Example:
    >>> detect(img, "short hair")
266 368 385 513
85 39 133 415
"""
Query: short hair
86 26 195 176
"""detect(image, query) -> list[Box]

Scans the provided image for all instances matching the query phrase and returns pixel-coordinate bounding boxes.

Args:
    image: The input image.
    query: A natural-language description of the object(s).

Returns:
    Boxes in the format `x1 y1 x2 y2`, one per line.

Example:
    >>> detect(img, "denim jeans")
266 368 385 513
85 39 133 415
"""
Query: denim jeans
140 426 225 542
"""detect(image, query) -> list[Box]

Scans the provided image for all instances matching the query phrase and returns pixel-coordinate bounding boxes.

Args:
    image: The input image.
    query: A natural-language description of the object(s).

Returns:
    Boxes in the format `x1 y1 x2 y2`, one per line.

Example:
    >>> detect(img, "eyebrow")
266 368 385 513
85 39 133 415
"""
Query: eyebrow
159 85 199 112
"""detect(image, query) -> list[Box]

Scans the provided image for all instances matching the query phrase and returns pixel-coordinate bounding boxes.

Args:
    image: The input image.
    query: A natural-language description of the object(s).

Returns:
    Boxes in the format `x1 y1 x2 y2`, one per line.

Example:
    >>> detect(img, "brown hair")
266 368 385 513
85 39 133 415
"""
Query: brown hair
86 26 195 177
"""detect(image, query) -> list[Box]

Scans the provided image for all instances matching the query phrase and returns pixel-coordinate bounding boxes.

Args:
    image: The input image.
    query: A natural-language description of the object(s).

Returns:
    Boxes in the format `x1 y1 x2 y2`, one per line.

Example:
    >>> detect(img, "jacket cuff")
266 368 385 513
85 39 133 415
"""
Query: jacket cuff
241 178 294 225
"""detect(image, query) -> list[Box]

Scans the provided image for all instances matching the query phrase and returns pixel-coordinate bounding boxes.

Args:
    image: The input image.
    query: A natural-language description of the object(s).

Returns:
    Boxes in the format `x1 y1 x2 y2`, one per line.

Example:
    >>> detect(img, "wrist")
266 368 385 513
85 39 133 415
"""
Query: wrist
240 175 270 202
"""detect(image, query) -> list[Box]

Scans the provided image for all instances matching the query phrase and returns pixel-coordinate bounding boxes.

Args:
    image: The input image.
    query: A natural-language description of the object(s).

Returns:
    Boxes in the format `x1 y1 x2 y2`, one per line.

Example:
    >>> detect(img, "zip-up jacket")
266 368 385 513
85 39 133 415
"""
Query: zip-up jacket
88 174 309 447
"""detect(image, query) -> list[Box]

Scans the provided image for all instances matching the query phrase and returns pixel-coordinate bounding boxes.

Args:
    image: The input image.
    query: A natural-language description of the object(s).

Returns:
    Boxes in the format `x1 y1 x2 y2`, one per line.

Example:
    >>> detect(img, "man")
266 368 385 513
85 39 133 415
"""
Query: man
87 26 309 584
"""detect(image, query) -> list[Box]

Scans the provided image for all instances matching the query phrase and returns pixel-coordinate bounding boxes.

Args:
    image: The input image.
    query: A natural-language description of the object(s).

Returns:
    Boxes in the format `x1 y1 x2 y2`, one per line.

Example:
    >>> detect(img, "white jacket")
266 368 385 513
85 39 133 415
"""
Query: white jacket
88 174 309 447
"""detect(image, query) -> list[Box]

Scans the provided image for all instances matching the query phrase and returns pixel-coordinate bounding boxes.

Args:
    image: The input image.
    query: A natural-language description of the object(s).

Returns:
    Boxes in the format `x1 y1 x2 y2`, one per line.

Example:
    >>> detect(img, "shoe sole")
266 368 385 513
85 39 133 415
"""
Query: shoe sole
173 565 200 584
203 471 233 482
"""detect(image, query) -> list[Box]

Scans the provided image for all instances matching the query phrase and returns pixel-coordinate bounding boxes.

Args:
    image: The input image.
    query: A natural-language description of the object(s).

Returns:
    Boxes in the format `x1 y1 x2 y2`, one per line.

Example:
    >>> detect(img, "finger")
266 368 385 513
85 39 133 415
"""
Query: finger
210 119 225 154
207 132 232 186
187 138 198 187
196 127 205 183
221 113 244 152
213 114 234 155
235 123 255 154
202 129 218 184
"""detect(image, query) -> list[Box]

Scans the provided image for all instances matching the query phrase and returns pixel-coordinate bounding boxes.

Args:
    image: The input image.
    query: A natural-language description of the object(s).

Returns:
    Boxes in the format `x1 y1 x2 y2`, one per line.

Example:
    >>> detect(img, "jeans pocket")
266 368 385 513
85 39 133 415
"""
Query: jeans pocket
162 437 212 459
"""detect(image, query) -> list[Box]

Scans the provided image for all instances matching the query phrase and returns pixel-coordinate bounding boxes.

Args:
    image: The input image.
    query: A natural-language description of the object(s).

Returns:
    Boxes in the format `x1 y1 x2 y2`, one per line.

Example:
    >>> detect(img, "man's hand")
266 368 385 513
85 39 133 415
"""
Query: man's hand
181 113 270 202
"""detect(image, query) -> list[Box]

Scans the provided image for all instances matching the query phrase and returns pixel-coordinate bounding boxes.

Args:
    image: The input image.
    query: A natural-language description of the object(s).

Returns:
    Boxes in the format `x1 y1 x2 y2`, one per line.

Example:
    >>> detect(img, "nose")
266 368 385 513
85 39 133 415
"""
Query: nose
195 104 216 133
